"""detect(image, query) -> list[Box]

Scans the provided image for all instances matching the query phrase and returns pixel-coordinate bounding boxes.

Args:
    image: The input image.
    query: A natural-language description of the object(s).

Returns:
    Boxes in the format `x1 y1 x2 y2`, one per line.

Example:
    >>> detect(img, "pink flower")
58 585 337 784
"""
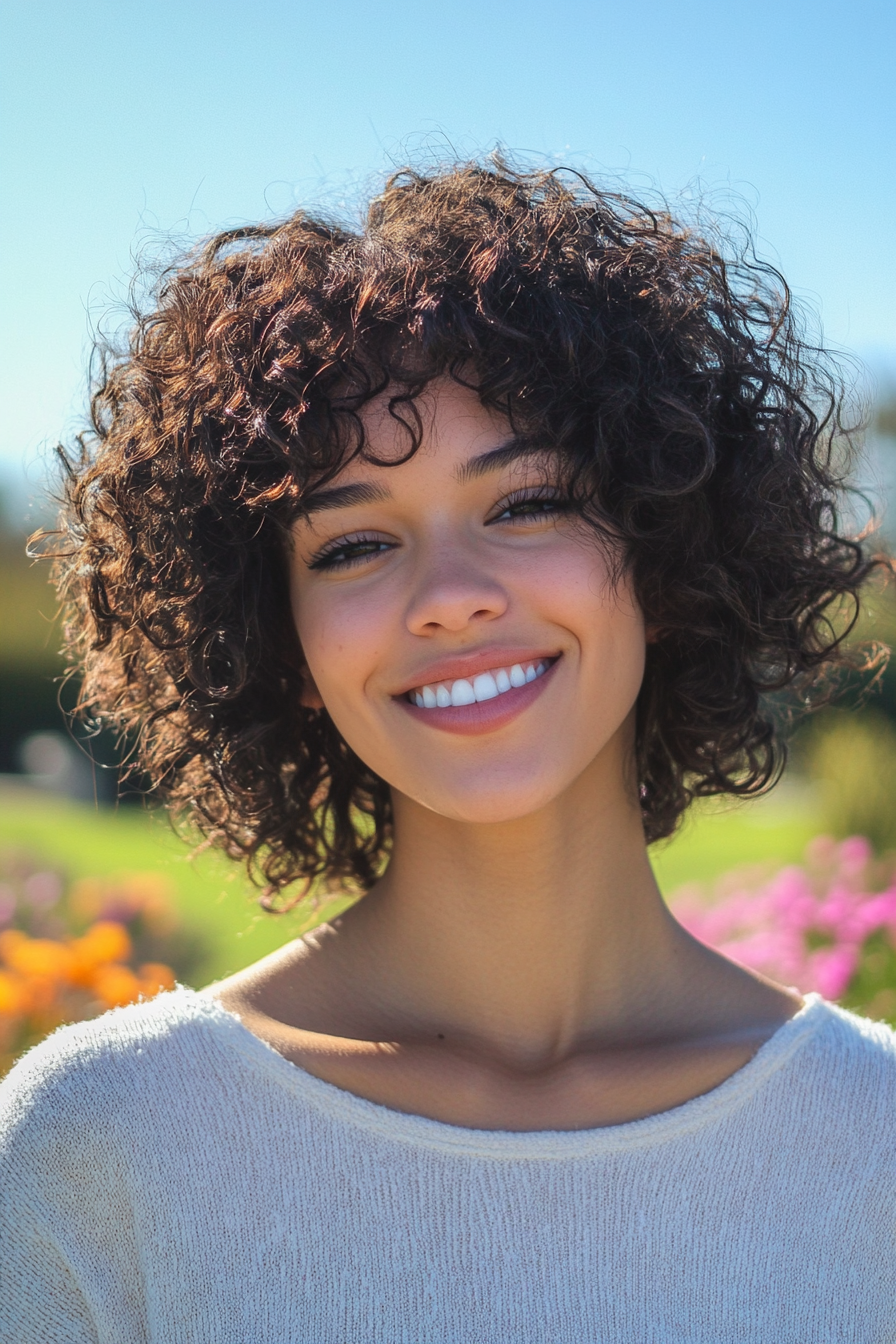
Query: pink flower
669 837 896 1002
809 944 860 999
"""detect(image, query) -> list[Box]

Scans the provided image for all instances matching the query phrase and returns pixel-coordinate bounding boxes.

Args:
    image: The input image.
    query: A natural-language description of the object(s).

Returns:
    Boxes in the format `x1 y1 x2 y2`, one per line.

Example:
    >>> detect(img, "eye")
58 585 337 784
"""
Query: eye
489 488 569 525
308 534 395 571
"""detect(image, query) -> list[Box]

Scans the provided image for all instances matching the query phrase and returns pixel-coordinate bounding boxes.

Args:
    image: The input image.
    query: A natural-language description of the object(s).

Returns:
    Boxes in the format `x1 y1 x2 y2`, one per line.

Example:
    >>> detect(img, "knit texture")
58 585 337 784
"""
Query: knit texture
1 987 894 1343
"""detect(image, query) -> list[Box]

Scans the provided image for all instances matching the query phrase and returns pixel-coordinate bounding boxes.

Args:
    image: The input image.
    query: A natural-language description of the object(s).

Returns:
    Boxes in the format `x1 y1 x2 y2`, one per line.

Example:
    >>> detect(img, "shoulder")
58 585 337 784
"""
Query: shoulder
0 988 252 1165
0 990 267 1339
804 997 896 1069
781 997 896 1131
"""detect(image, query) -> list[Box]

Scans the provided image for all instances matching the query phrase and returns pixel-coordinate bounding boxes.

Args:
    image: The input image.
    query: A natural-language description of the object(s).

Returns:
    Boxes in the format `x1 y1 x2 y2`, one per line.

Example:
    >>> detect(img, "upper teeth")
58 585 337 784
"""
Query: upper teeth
409 661 550 708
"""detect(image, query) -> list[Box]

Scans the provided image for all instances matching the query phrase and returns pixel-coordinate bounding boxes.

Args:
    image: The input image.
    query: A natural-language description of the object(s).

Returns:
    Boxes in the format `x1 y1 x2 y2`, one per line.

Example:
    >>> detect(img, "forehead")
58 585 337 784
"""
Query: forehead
352 378 512 472
296 379 563 518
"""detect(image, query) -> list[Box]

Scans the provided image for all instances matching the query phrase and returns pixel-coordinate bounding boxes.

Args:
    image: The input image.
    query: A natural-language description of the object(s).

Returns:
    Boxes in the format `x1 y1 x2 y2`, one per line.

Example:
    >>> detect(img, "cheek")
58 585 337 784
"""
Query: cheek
290 580 392 702
523 540 637 635
536 546 645 705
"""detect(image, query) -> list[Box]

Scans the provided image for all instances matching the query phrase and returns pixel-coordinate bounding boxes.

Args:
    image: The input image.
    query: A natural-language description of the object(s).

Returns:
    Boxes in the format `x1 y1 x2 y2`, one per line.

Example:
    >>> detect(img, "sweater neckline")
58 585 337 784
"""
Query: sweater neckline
182 987 829 1160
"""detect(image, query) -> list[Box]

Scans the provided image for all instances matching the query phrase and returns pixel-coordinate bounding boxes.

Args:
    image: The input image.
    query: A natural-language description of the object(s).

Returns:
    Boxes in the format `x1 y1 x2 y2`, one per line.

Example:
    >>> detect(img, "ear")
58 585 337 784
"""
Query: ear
300 667 325 711
644 623 663 645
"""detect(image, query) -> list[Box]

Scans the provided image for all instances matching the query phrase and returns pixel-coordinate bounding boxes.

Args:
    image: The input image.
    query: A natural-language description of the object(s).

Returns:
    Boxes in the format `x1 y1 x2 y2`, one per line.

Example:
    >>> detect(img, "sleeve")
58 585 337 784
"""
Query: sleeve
0 1043 104 1344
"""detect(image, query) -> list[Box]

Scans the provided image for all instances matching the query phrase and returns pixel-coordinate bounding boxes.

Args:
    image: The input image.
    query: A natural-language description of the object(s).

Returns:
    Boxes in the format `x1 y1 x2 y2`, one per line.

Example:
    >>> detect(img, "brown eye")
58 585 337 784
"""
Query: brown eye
490 490 568 524
308 536 394 571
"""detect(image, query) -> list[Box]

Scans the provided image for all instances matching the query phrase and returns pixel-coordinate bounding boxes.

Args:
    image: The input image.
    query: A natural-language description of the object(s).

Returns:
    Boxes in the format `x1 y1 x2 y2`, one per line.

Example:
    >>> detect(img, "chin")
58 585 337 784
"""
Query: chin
419 794 560 826
400 763 575 826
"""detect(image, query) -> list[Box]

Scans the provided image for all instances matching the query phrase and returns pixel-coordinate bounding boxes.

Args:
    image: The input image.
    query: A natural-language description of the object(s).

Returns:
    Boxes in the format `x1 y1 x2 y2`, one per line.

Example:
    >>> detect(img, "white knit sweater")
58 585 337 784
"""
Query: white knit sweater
1 987 894 1343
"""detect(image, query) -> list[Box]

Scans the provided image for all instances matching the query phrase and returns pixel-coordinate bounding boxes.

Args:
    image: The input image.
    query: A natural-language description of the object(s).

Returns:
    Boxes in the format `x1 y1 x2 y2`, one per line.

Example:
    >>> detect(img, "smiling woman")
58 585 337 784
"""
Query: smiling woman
286 382 646 822
2 160 895 1343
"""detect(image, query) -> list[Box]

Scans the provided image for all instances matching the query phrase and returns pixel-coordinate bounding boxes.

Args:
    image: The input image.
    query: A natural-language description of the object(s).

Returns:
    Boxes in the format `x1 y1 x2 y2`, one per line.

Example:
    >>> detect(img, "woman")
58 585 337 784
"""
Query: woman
2 162 894 1342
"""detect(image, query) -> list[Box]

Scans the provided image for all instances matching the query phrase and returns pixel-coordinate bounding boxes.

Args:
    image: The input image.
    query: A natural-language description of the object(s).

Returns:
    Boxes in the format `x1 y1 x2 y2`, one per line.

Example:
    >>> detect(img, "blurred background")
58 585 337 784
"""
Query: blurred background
1 0 895 1065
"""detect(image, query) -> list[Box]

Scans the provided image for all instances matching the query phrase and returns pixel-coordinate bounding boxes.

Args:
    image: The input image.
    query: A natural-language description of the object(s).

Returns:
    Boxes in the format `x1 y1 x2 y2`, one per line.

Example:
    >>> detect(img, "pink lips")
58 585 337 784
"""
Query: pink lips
398 657 560 736
395 648 560 697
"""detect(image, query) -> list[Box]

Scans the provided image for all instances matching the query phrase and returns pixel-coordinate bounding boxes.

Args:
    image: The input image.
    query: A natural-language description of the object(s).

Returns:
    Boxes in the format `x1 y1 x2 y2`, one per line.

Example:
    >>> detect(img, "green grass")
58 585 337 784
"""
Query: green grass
648 786 821 892
0 781 823 986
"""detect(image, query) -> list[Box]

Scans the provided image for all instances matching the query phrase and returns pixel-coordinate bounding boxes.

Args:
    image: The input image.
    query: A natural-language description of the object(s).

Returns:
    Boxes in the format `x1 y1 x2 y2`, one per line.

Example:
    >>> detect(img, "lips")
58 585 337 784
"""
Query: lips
397 655 560 736
407 658 551 708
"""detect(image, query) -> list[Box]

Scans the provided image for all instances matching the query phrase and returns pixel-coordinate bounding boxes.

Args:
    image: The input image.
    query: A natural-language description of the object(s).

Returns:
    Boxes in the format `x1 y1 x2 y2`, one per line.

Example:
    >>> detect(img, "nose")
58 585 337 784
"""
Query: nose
404 549 509 636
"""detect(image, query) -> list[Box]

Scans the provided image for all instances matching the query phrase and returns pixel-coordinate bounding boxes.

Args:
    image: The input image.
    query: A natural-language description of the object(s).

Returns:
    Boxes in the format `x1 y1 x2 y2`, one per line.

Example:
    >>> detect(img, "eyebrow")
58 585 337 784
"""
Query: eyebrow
296 481 392 517
454 437 552 484
297 438 551 517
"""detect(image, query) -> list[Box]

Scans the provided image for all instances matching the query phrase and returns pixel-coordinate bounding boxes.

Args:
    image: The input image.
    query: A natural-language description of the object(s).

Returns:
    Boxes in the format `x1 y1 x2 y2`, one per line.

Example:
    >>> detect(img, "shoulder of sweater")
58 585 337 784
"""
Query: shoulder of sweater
796 999 896 1115
809 998 896 1059
0 988 239 1152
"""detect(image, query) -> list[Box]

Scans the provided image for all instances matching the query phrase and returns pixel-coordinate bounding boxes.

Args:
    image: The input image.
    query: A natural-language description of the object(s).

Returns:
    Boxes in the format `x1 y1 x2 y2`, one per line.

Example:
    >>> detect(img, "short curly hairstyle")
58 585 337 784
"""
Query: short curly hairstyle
49 159 875 903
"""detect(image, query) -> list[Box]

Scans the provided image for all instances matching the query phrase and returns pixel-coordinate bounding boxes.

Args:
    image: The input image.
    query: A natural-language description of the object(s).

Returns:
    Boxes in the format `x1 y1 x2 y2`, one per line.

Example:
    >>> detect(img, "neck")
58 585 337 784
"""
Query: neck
337 743 697 1069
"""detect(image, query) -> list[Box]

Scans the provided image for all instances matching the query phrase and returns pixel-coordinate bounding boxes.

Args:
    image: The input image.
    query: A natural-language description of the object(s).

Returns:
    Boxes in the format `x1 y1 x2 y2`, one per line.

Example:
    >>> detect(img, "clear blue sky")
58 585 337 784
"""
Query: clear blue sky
2 0 894 516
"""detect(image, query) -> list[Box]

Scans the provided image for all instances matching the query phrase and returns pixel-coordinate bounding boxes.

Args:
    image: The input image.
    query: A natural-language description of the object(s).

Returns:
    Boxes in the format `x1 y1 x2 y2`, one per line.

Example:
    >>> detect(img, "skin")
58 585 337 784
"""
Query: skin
207 379 802 1131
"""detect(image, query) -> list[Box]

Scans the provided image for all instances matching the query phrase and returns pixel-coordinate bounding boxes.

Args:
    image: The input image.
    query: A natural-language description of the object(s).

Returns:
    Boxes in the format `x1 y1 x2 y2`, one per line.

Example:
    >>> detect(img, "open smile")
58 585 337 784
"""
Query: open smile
407 658 552 708
398 656 561 736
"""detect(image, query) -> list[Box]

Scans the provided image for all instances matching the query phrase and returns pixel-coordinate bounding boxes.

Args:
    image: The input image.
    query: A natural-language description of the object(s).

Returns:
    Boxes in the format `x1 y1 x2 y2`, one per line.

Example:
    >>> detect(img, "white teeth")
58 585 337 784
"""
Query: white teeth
472 671 499 701
409 658 554 709
450 678 477 706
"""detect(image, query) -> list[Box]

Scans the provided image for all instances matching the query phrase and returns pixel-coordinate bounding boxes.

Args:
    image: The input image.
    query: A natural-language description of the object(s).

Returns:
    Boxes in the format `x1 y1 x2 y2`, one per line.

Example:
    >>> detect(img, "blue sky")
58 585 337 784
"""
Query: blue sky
2 0 894 517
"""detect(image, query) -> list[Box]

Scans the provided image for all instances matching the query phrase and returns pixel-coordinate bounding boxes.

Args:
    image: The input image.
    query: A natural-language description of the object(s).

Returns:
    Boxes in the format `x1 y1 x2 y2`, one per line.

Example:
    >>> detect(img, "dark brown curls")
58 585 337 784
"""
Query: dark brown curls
49 159 878 905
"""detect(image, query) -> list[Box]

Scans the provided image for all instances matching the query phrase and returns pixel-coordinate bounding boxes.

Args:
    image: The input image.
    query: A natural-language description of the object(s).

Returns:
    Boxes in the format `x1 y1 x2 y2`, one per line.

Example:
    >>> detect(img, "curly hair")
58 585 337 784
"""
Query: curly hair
48 159 876 904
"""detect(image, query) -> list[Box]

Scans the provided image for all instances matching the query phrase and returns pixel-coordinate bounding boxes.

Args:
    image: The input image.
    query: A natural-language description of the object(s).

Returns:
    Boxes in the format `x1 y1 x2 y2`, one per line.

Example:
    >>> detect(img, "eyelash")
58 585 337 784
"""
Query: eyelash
489 488 569 524
307 489 569 572
308 534 393 571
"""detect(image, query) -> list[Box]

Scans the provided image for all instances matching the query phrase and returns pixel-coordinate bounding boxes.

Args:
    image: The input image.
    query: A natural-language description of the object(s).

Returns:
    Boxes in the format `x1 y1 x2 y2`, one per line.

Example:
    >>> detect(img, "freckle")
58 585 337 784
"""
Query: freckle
437 1033 445 1040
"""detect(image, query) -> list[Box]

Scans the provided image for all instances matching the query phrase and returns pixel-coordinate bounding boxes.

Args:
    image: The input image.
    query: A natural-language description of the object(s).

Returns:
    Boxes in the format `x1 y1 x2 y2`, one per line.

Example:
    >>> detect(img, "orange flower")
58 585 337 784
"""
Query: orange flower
0 864 193 1081
0 930 26 963
21 975 57 1013
70 922 133 984
0 970 28 1018
0 932 74 983
138 963 176 995
91 963 142 1009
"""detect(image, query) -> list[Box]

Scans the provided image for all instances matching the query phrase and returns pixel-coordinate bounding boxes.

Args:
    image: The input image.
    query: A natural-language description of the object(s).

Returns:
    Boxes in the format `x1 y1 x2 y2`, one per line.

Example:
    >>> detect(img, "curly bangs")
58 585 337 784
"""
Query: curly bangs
50 160 875 903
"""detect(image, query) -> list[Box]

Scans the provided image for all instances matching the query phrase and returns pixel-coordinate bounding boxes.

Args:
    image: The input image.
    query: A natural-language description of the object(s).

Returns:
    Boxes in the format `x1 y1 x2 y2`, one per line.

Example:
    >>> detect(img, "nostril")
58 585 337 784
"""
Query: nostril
405 577 509 635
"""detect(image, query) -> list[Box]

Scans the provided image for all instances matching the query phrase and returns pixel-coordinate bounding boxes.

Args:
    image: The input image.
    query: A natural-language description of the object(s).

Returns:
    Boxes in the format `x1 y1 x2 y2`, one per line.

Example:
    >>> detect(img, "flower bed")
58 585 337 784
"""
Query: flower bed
670 836 896 1022
0 850 204 1076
